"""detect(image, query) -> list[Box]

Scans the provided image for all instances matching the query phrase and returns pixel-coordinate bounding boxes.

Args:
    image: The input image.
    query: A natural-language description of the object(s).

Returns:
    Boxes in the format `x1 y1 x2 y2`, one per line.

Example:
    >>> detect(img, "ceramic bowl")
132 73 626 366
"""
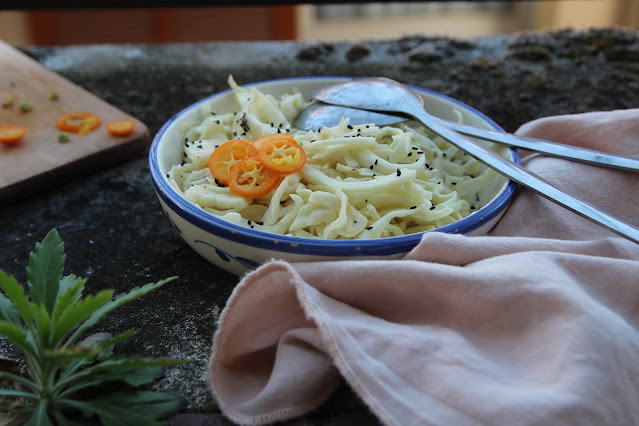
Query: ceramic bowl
149 77 520 276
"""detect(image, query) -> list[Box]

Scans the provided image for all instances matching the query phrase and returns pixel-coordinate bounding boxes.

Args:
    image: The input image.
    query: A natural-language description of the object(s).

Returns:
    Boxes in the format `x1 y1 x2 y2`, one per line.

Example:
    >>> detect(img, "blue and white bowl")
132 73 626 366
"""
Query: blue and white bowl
149 77 519 276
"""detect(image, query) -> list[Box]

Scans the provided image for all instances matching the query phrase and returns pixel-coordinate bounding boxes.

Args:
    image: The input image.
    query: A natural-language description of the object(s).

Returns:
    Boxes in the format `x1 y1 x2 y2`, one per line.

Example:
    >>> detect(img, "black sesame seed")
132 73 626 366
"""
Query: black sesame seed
366 226 373 230
374 159 378 165
408 152 412 157
347 125 353 129
369 165 374 170
412 147 418 150
471 206 476 210
417 151 424 154
451 182 457 185
396 169 401 176
410 206 417 209
430 206 436 210
248 220 252 225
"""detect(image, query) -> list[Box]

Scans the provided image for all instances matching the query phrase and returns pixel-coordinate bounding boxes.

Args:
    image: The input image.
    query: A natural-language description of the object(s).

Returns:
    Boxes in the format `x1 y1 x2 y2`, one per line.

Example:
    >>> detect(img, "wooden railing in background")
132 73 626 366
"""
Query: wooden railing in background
27 7 296 46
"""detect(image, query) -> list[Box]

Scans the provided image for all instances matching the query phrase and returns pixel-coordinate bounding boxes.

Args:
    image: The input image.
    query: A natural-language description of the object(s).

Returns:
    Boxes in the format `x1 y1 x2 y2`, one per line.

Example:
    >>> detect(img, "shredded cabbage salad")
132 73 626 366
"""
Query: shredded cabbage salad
168 76 501 239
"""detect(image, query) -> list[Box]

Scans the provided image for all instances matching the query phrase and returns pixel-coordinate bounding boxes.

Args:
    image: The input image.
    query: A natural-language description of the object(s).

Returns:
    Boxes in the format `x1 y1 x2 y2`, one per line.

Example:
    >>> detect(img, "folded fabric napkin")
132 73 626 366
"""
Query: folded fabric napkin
208 109 639 426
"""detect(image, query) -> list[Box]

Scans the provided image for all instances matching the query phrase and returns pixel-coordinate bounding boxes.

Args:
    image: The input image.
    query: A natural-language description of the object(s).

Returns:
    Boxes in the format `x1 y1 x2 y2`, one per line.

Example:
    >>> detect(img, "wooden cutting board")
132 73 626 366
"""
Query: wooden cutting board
0 40 149 203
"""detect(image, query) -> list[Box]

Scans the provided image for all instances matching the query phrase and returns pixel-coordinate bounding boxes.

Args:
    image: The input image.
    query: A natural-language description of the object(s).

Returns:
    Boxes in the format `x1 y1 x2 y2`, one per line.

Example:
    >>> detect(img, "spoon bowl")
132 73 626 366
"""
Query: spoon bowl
293 103 408 130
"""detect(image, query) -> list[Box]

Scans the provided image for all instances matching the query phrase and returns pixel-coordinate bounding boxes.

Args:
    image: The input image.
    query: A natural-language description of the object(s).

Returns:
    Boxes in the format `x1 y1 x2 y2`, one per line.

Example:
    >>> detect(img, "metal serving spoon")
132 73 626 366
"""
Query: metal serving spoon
295 99 639 172
308 77 639 244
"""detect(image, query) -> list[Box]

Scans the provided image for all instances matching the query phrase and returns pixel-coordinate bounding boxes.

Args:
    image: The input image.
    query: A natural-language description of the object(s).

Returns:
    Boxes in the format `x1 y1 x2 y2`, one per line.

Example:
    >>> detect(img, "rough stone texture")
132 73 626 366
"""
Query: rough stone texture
2 27 639 424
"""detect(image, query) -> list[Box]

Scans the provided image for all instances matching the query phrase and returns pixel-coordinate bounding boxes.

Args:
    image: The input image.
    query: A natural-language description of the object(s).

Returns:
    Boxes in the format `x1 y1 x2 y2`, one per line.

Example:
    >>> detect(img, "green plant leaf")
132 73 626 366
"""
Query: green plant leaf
27 229 65 315
50 289 114 348
34 303 52 351
0 269 35 325
41 347 101 364
57 274 85 300
0 320 37 358
57 399 165 426
56 356 187 398
64 277 177 348
52 275 87 325
0 290 20 325
96 390 179 419
3 230 181 424
0 371 40 393
0 389 38 400
24 400 53 426
123 366 164 387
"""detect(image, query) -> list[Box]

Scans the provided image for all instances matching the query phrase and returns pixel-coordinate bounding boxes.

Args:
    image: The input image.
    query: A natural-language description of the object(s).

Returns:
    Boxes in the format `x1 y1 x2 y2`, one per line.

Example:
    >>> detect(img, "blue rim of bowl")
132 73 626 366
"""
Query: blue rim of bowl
149 76 520 257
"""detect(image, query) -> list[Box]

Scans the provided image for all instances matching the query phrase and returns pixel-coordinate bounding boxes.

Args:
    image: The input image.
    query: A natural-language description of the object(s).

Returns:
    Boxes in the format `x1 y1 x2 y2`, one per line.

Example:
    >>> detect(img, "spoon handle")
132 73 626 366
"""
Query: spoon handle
445 120 639 172
412 109 639 244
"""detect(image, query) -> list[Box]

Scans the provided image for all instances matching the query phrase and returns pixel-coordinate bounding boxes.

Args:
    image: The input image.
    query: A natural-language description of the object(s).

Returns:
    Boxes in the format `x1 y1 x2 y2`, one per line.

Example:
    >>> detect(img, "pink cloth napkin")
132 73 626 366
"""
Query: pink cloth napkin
208 109 639 426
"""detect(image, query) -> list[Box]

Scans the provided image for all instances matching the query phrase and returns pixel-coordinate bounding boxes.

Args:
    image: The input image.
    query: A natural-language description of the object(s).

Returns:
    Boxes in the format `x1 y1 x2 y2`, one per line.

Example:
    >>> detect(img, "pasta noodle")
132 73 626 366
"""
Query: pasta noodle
168 76 502 239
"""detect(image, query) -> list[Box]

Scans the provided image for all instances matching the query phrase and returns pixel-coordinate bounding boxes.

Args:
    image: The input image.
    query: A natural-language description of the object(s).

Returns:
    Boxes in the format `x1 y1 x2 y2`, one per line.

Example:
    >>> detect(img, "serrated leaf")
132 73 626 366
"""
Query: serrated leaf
0 269 35 325
27 229 65 315
52 275 87 324
34 303 52 351
0 320 36 358
51 289 113 349
57 274 85 300
64 277 177 348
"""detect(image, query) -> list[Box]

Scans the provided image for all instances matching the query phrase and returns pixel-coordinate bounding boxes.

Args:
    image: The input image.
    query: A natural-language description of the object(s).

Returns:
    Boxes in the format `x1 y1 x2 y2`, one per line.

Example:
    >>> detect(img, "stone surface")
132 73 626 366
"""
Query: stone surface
2 27 639 424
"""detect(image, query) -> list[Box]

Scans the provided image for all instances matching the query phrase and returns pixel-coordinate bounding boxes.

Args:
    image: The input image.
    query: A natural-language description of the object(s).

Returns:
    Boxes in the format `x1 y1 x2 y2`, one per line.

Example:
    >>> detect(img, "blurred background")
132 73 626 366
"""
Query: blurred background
1 1 638 46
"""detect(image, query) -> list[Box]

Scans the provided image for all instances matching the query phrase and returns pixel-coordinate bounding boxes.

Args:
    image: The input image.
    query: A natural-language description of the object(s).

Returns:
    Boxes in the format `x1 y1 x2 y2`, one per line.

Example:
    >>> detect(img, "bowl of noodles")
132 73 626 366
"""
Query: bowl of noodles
149 76 519 275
